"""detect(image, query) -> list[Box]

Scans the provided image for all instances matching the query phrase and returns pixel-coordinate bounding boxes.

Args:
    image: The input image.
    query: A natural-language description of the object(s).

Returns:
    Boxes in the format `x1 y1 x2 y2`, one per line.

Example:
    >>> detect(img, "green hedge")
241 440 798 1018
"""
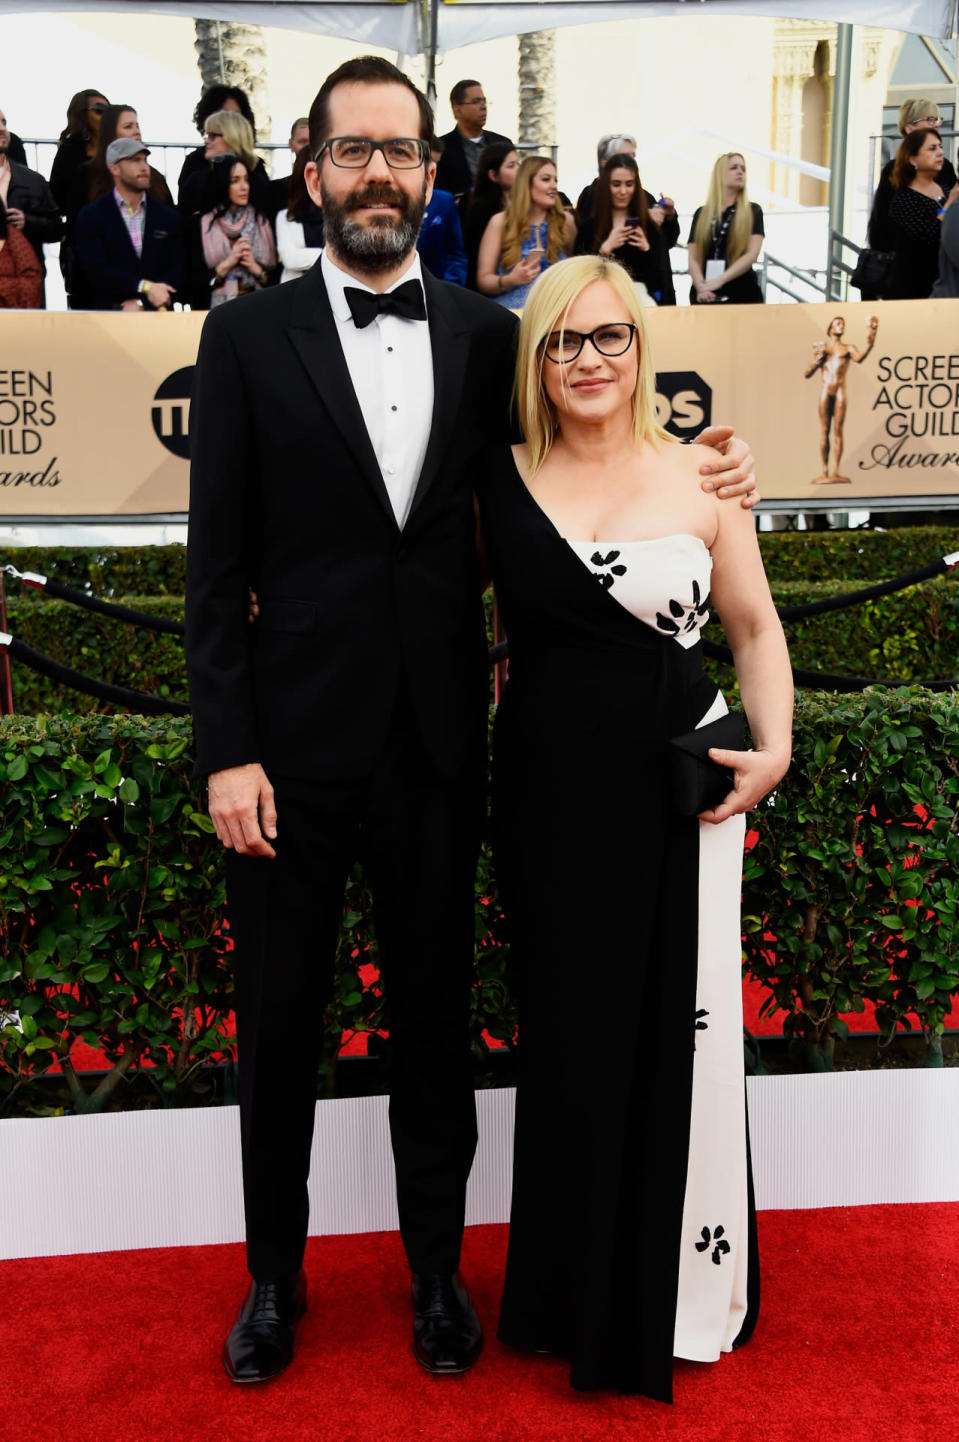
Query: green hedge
709 577 959 689
2 545 186 597
1 692 956 1115
7 577 957 716
3 528 957 601
6 596 187 715
756 526 959 581
742 687 959 1069
0 715 513 1116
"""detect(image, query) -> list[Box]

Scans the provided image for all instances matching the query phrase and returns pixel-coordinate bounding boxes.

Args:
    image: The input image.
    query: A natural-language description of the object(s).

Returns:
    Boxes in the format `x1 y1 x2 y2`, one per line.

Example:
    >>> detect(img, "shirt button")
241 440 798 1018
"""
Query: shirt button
387 346 394 353
391 405 398 412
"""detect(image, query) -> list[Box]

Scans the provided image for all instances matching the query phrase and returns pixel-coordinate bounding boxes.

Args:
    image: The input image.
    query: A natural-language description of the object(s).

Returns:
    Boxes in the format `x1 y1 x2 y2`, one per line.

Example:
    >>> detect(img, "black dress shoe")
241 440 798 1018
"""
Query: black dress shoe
222 1270 307 1383
411 1271 483 1375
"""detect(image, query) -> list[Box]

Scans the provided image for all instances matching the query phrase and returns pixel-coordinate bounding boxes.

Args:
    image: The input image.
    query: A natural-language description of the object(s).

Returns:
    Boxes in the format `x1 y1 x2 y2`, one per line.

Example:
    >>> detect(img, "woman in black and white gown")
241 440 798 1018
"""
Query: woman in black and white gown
476 254 792 1401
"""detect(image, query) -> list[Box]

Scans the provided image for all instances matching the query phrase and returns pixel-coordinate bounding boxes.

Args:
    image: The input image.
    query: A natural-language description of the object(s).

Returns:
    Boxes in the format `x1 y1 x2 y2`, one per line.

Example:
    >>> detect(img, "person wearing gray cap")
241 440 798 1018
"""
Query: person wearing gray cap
74 135 183 309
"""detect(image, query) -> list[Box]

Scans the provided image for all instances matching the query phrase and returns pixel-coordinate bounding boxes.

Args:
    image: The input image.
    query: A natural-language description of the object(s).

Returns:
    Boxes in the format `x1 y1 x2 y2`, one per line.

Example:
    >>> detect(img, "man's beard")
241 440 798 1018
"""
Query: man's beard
320 177 427 275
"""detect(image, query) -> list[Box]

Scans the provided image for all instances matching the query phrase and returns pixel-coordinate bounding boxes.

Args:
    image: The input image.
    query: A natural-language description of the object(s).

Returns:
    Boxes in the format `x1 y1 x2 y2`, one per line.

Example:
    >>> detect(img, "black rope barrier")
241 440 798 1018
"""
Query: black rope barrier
3 550 956 709
773 555 956 621
699 638 958 694
0 636 190 716
14 572 186 637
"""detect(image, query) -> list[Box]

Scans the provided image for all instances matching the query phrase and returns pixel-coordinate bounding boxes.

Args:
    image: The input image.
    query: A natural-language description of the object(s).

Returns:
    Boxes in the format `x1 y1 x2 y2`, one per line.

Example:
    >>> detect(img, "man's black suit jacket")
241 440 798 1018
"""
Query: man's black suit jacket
5 161 62 273
434 127 513 203
74 192 184 308
185 263 518 784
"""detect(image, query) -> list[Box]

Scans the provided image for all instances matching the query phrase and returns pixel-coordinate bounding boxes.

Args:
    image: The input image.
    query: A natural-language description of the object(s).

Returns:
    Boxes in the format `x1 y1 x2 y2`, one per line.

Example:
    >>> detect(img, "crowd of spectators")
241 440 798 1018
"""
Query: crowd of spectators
3 79 958 312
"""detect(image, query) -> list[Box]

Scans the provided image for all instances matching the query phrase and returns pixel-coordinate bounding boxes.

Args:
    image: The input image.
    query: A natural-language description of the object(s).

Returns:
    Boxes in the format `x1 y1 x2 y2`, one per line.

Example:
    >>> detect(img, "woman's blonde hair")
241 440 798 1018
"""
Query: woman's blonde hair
207 109 256 172
693 152 752 269
501 155 567 269
514 255 672 477
898 98 939 135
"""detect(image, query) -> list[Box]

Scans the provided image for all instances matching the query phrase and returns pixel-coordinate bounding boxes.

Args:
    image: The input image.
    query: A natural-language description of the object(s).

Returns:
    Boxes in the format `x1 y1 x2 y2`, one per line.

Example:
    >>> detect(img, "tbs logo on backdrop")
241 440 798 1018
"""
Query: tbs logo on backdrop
152 367 194 459
654 371 712 438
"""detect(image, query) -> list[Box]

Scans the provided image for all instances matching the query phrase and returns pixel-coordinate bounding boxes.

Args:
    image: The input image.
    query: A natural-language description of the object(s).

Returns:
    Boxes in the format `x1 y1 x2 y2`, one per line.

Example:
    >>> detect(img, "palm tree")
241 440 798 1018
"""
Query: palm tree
193 19 272 157
517 30 557 158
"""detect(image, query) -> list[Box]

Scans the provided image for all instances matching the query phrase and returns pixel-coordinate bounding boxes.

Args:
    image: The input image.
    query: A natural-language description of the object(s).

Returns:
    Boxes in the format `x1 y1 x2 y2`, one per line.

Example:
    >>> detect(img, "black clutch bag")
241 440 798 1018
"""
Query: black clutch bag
668 711 746 816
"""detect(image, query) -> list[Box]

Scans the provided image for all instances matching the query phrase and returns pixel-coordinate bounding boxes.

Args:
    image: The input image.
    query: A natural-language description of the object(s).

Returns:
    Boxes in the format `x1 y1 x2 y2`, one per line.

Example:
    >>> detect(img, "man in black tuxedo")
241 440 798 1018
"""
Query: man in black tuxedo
434 79 513 204
186 55 758 1388
74 138 182 310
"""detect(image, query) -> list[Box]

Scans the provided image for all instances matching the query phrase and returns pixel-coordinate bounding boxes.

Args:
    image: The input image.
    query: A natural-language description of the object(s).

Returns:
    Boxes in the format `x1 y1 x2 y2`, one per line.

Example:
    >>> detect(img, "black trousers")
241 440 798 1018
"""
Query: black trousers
226 708 483 1282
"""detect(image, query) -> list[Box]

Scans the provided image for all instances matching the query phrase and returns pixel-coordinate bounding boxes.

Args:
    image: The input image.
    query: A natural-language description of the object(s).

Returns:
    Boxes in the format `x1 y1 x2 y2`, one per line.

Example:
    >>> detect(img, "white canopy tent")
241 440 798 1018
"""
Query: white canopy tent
0 0 955 58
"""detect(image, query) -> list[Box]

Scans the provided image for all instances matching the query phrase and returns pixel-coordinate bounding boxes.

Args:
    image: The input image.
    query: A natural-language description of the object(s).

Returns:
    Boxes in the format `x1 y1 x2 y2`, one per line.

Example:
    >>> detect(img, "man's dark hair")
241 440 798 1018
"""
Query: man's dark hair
193 85 255 137
449 79 481 109
309 56 435 158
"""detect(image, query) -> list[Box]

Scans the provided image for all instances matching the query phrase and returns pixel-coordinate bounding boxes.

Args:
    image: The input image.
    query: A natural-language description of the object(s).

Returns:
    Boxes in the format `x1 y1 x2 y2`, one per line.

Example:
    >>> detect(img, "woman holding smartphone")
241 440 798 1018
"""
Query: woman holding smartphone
476 155 575 308
575 153 673 305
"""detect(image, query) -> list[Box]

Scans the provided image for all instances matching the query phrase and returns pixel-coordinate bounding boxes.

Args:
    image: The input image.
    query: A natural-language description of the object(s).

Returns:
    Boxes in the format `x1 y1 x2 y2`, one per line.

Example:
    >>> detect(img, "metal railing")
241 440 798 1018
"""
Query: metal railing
826 229 865 302
16 136 298 185
760 253 827 303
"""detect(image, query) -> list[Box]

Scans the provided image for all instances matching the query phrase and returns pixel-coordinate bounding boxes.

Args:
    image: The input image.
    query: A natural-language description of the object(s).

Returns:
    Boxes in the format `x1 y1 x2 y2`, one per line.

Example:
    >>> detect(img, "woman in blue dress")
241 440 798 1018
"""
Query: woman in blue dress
475 154 575 308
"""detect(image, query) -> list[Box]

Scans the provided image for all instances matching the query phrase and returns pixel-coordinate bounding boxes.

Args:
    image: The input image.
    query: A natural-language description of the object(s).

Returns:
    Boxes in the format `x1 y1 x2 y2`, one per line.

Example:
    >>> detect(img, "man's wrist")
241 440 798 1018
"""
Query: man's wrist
138 279 152 296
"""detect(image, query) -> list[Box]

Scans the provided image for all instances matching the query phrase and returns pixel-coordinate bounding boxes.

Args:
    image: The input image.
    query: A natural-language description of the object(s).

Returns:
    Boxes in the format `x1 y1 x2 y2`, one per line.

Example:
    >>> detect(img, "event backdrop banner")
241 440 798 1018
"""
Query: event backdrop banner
0 312 204 519
646 298 959 508
1 301 957 519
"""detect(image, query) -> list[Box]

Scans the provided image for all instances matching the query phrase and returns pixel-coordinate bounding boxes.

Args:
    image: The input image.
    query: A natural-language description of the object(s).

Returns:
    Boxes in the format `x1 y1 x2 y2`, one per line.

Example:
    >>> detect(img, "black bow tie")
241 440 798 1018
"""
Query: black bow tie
344 279 427 329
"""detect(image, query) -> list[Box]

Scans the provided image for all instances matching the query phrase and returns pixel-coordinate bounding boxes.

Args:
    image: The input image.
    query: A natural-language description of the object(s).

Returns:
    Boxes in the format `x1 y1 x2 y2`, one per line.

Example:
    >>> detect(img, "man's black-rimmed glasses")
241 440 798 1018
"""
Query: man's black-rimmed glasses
542 323 638 364
316 136 430 170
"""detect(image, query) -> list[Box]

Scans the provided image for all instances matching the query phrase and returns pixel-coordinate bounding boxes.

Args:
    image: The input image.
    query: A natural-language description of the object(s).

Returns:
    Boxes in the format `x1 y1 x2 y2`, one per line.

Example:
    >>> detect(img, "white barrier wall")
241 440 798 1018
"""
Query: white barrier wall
2 1072 958 1260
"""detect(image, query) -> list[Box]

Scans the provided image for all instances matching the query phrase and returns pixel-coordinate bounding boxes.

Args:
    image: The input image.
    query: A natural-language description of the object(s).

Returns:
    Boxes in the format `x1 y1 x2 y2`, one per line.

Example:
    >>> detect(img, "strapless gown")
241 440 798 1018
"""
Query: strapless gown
477 448 758 1402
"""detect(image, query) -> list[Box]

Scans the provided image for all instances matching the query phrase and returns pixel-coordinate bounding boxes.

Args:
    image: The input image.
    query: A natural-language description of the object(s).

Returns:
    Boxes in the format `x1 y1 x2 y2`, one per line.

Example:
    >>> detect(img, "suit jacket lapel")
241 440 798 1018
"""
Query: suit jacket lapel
287 265 397 527
407 270 470 522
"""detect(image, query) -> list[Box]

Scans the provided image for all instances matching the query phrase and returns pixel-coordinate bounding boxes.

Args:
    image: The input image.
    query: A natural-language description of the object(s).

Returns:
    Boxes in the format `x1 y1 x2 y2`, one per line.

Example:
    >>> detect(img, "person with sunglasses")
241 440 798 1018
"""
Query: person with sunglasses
476 254 791 1401
186 57 761 1391
49 89 109 306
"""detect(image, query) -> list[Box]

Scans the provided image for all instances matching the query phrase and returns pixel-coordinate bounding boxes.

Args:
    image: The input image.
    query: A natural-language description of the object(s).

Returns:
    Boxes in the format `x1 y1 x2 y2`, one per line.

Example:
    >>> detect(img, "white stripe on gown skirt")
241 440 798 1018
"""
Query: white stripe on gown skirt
673 688 750 1361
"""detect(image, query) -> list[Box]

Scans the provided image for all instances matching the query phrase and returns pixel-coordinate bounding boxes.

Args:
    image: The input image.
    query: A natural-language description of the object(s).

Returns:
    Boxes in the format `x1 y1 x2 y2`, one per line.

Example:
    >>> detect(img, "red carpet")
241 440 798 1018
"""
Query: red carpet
4 1205 956 1442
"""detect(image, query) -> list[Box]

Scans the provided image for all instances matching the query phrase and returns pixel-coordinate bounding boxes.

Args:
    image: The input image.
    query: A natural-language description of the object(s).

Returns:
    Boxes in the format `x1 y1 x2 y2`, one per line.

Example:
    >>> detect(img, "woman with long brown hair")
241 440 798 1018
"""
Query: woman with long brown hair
200 154 276 306
575 153 672 305
476 154 575 308
463 140 520 291
887 128 949 299
687 152 764 305
49 88 109 213
82 105 173 209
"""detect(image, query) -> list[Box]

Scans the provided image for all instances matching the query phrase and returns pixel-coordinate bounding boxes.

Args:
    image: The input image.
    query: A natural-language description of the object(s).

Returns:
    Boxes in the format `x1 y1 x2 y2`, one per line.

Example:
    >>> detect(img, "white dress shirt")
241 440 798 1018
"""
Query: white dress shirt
321 248 433 530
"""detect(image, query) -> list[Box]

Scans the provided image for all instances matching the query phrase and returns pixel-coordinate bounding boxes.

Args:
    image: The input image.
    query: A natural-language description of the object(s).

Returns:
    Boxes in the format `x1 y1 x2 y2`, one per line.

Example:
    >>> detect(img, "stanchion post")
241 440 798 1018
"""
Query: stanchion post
0 572 13 715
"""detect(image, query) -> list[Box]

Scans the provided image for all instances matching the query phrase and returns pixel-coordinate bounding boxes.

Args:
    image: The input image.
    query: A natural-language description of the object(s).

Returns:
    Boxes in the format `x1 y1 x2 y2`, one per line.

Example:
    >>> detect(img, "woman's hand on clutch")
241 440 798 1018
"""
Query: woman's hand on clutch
697 746 790 825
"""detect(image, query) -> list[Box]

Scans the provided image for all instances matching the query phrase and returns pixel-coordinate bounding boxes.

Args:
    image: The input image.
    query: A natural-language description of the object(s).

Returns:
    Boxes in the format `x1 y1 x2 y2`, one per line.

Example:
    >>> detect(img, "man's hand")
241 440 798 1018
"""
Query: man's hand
146 280 175 308
208 762 277 858
696 425 759 508
120 298 141 312
5 207 25 230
